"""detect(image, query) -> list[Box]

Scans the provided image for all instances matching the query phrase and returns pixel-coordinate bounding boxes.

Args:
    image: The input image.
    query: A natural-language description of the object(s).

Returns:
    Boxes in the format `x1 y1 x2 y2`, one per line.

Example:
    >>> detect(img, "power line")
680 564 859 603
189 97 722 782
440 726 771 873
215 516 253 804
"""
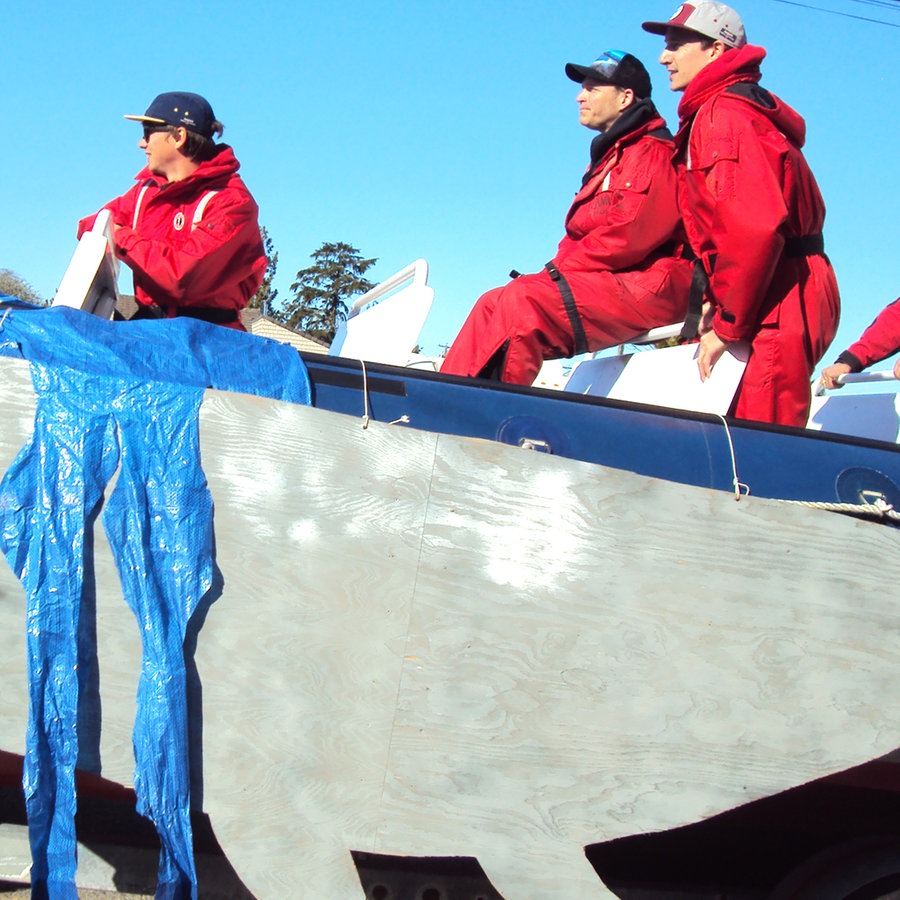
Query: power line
771 0 900 25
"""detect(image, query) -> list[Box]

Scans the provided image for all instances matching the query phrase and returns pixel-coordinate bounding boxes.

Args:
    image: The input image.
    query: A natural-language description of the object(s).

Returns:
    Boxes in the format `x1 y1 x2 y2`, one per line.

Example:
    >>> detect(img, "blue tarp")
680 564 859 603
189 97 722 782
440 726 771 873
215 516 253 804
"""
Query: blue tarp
0 303 312 898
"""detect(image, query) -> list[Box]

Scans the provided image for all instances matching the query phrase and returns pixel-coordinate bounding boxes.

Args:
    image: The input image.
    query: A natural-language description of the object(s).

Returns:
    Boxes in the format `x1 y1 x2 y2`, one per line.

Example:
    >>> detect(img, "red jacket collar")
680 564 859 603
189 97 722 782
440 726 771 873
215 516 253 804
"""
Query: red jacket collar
677 44 766 122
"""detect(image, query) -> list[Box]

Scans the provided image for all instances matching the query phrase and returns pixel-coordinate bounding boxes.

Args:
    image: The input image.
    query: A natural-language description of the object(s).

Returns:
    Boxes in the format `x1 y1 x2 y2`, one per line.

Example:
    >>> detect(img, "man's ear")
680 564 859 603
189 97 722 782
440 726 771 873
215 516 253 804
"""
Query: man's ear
619 87 635 110
172 127 188 149
710 40 728 62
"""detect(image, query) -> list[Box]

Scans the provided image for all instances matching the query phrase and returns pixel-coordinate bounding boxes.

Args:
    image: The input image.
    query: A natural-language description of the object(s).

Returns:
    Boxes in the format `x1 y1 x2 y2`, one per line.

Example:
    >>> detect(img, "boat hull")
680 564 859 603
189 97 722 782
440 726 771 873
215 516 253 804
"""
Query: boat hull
1 355 898 897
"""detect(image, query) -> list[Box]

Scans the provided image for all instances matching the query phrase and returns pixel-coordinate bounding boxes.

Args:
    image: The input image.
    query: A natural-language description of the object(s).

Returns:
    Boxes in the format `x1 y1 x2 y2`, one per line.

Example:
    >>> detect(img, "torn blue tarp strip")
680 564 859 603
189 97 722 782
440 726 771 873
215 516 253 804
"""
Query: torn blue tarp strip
0 302 312 897
1 365 210 897
0 302 312 405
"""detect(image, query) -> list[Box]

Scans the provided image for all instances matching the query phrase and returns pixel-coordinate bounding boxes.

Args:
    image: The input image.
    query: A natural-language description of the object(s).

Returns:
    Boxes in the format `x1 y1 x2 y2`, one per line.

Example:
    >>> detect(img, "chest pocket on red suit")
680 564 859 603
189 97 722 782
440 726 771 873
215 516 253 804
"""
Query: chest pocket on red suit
690 137 739 199
593 168 652 224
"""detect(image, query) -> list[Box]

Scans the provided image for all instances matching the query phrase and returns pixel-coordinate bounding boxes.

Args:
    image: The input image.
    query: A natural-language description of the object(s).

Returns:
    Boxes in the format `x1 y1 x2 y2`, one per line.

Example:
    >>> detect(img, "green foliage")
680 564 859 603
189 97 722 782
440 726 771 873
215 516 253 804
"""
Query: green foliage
0 269 46 306
278 242 377 343
248 226 278 314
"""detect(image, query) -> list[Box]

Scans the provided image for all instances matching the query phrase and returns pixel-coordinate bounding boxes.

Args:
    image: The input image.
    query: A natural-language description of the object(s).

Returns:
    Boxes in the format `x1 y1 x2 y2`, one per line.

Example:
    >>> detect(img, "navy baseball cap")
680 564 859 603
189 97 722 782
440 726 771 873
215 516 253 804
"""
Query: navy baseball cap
124 92 217 138
565 51 653 99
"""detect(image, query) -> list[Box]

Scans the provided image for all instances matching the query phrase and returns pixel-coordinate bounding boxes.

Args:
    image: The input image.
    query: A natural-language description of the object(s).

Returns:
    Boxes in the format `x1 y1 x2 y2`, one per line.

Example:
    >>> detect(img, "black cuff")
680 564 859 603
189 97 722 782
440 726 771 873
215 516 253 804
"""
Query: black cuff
835 350 864 373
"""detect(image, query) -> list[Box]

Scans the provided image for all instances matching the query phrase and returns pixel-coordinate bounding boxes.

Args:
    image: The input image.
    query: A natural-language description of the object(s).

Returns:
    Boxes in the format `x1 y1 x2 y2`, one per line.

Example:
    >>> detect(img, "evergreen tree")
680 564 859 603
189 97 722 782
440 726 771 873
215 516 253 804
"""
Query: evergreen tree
280 242 376 343
249 226 278 314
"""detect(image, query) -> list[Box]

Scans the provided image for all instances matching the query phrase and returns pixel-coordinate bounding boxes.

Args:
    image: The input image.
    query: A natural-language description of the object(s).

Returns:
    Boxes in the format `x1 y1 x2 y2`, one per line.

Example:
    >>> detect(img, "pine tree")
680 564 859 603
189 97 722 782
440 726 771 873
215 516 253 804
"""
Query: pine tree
279 242 377 343
248 226 278 315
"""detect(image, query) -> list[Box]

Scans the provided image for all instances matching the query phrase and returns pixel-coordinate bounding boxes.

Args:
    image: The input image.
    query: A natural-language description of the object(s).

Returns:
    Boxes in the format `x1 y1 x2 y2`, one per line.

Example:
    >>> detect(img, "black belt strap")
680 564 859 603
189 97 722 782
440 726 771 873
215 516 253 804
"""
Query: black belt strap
545 262 588 355
678 234 823 342
785 233 825 257
680 257 709 342
176 306 240 324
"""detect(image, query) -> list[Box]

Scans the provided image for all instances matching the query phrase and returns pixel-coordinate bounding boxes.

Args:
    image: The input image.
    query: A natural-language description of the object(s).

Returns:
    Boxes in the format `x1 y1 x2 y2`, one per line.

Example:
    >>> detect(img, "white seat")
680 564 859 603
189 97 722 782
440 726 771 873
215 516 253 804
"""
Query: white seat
564 339 750 416
52 210 120 319
329 259 434 367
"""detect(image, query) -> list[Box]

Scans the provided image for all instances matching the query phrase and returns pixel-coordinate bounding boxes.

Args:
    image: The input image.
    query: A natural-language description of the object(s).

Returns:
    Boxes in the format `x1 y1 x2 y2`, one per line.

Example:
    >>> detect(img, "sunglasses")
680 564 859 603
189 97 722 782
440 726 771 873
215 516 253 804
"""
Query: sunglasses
142 123 172 140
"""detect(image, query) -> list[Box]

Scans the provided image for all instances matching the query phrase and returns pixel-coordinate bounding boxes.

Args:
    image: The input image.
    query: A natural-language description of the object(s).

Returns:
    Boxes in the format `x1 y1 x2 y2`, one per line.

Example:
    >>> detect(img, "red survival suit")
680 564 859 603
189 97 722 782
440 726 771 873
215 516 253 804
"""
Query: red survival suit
78 145 266 330
441 99 693 384
835 299 900 372
673 45 840 426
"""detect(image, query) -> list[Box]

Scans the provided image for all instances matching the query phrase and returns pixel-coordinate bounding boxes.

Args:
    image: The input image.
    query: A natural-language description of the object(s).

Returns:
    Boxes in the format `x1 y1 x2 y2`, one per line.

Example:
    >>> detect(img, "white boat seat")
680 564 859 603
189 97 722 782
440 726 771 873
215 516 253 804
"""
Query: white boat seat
52 210 120 320
329 259 434 367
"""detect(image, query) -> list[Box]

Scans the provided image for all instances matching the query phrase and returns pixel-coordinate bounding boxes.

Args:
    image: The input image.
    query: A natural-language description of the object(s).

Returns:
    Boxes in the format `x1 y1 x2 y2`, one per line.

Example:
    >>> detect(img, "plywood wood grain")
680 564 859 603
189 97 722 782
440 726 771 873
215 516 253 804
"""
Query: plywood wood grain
0 357 898 899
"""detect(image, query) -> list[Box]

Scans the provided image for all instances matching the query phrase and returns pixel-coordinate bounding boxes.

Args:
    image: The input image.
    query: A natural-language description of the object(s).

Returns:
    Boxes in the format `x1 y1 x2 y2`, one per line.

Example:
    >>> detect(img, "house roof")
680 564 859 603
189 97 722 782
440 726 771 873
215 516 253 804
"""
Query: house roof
241 309 330 354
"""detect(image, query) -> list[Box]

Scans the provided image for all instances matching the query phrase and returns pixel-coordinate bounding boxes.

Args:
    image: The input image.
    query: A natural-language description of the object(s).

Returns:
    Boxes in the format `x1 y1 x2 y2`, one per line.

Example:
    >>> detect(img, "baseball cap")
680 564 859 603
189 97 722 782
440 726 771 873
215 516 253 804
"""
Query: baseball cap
565 50 653 99
642 2 746 49
124 92 217 138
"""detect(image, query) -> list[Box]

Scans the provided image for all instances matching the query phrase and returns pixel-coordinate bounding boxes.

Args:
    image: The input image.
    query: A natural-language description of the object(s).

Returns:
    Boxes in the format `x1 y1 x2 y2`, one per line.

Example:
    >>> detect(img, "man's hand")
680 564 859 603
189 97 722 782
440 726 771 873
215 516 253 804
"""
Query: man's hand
819 362 852 391
697 301 714 336
696 329 731 382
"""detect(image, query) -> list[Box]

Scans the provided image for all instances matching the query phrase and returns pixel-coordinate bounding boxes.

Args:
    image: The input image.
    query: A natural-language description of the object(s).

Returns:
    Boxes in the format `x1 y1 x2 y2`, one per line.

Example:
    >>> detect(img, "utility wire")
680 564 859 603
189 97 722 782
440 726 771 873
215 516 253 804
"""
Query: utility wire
772 0 900 25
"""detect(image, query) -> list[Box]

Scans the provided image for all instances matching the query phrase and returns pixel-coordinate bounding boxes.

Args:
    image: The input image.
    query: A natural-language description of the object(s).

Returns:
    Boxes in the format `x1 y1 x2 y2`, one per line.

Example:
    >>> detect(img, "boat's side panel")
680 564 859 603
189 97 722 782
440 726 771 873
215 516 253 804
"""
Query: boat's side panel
0 359 33 754
303 355 900 507
192 392 899 898
1 358 898 898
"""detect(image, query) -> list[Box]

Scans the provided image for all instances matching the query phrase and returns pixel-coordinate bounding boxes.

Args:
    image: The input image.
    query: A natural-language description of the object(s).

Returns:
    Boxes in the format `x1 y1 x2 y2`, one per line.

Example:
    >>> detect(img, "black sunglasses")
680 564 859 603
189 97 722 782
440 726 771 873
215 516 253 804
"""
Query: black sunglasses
142 123 171 140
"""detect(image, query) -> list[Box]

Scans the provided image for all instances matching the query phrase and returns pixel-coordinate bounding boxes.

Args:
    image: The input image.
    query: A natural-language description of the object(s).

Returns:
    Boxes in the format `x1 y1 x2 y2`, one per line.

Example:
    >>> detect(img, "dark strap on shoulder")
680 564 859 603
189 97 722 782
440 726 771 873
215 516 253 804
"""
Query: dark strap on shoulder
647 125 674 142
545 262 588 355
725 82 776 109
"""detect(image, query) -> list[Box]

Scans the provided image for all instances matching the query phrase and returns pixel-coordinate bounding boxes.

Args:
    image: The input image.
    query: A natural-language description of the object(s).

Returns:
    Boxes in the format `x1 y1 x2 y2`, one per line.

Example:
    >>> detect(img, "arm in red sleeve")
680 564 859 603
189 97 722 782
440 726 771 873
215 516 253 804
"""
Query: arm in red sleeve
843 299 900 370
77 185 142 240
695 106 788 343
553 139 682 275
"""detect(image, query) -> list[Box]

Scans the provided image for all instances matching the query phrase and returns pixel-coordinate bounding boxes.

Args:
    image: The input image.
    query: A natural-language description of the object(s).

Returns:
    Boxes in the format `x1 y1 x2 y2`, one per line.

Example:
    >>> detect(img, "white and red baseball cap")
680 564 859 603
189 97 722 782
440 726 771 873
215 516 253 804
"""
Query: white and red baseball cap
642 2 746 49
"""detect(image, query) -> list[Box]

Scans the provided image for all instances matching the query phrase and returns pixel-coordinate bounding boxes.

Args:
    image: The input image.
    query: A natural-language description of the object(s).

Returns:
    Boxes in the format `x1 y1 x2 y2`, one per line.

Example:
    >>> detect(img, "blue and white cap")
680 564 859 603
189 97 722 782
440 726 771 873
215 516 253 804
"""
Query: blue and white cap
565 51 653 99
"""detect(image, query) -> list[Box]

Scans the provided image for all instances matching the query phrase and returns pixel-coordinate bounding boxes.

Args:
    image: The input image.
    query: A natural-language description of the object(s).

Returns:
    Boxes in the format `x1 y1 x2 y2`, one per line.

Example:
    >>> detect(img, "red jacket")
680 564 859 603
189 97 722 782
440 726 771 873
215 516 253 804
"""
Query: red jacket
841 299 900 370
553 109 686 278
673 45 835 343
78 145 266 329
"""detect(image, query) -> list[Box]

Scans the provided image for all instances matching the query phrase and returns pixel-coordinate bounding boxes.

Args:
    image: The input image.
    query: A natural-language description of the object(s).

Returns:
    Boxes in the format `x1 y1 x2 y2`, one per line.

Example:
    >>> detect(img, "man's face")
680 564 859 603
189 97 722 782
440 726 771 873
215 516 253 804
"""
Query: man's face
139 124 182 179
576 80 631 132
659 27 722 92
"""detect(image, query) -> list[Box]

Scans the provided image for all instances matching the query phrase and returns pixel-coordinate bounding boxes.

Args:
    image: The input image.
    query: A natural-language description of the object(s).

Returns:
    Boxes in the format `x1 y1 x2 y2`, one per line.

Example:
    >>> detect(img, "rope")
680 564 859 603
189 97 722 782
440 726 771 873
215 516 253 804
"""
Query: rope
359 360 370 429
357 361 409 429
715 414 750 501
776 496 900 523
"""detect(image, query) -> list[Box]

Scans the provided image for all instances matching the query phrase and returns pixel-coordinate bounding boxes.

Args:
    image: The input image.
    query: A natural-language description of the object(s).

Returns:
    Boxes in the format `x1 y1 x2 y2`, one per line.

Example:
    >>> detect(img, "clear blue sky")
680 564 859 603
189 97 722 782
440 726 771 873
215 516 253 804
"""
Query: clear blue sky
3 0 899 365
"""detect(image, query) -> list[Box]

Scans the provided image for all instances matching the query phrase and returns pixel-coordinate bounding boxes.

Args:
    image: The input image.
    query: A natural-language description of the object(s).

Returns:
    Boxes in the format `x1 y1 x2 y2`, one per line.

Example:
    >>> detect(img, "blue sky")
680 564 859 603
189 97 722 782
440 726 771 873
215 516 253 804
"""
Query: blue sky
3 0 899 366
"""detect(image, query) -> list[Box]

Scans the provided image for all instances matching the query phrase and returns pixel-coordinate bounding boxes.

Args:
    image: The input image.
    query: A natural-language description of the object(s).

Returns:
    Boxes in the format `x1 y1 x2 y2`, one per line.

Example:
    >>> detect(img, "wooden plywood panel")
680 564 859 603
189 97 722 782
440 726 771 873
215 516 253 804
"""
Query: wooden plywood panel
1 357 898 899
376 434 900 897
195 393 439 897
0 359 35 754
189 396 899 899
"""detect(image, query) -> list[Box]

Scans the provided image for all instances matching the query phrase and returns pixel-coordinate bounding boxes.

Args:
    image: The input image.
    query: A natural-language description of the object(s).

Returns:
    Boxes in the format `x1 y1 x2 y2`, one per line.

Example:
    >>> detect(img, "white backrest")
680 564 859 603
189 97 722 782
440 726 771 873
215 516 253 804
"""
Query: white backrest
329 259 434 366
52 210 120 319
